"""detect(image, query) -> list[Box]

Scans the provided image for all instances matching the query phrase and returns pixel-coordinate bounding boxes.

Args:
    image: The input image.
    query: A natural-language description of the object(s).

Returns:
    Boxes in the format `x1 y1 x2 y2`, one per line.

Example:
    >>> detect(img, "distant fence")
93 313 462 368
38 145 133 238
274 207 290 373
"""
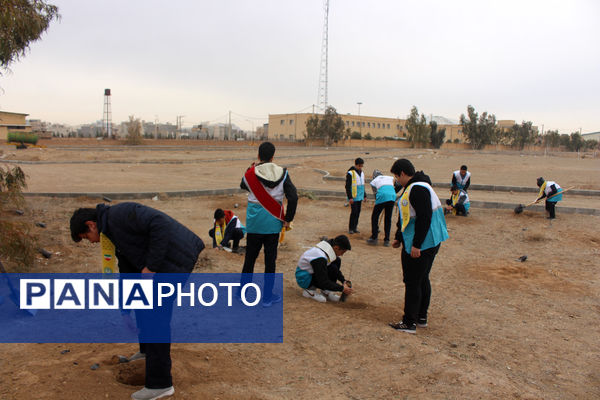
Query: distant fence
36 137 596 157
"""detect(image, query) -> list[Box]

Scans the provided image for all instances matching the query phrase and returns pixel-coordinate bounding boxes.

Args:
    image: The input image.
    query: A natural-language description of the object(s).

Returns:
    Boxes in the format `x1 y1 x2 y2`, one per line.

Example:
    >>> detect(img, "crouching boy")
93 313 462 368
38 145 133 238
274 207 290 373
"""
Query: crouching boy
209 208 246 253
295 235 354 302
445 185 470 216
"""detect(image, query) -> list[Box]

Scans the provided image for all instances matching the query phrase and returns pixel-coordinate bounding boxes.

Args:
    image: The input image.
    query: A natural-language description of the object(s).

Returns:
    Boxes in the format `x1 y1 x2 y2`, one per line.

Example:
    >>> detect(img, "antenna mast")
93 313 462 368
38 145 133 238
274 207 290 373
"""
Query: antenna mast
317 0 329 113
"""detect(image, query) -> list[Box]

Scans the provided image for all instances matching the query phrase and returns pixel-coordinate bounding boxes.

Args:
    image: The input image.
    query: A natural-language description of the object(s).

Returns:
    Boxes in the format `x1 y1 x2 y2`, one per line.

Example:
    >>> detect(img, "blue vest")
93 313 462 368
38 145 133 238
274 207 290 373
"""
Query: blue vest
246 202 283 234
397 183 449 253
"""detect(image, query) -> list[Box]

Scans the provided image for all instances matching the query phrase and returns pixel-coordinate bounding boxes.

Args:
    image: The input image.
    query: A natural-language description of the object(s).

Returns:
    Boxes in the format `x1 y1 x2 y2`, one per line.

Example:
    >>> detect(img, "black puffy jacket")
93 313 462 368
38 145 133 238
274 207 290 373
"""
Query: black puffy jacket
96 202 204 273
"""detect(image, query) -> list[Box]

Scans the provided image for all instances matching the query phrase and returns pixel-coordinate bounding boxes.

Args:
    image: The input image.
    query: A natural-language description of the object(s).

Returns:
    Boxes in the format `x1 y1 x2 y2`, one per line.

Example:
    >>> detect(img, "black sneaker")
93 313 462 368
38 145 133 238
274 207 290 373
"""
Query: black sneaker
389 321 416 333
348 230 355 234
416 318 428 328
354 230 360 234
383 240 390 247
366 238 378 246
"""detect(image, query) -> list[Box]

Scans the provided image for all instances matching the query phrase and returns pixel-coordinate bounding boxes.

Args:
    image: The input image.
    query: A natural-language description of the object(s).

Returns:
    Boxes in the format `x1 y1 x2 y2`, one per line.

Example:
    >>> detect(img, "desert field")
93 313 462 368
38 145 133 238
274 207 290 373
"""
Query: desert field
0 144 599 399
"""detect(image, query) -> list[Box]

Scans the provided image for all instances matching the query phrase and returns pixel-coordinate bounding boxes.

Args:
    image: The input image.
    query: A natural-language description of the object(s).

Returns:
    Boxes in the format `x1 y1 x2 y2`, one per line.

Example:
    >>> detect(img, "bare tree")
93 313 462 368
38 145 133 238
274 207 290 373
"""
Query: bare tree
126 115 143 145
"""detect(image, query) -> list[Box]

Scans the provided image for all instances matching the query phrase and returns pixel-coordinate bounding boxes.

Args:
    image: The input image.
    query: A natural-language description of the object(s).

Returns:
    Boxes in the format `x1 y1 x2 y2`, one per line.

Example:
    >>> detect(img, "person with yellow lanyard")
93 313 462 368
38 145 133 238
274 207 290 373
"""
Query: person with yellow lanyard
345 157 366 234
444 184 470 216
388 159 449 334
536 177 563 219
69 202 205 400
209 208 246 253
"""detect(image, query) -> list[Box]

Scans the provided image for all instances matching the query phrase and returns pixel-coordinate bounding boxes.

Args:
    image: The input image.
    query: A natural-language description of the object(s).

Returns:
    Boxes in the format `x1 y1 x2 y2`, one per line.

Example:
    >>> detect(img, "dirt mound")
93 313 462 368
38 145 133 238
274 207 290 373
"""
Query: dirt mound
115 359 145 386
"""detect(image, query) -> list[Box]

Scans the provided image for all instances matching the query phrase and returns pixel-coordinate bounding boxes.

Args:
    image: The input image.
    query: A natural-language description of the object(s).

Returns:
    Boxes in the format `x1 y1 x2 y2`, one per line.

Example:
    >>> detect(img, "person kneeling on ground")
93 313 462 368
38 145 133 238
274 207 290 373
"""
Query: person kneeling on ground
295 235 354 303
209 208 246 253
445 185 470 216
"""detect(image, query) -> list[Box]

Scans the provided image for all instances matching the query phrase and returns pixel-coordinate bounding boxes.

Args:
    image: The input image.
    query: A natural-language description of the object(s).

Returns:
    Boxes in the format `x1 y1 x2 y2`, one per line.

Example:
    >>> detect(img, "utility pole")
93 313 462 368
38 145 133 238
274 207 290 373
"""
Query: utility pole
357 102 362 138
154 115 159 139
176 115 185 139
228 111 232 141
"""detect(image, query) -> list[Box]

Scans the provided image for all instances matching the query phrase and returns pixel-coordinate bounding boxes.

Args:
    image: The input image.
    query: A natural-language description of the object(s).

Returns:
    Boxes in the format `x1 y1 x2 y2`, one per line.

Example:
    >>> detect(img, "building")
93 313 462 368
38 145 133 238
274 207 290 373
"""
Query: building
0 111 31 141
267 113 409 141
207 123 244 140
267 112 541 144
267 112 474 142
582 131 600 141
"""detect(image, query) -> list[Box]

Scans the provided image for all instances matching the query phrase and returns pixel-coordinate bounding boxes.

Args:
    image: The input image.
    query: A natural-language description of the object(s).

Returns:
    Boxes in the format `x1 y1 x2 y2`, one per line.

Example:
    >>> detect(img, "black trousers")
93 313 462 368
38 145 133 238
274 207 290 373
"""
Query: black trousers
209 227 244 248
349 200 362 231
310 258 342 290
241 232 279 301
401 244 440 325
546 200 556 218
370 201 394 240
136 297 175 389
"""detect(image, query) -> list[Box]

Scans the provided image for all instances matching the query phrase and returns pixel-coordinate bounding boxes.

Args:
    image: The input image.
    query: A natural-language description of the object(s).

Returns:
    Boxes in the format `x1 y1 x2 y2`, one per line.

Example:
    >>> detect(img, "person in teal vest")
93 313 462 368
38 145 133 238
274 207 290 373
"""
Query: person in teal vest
388 159 448 334
536 177 563 219
367 169 400 246
345 158 365 234
239 142 298 307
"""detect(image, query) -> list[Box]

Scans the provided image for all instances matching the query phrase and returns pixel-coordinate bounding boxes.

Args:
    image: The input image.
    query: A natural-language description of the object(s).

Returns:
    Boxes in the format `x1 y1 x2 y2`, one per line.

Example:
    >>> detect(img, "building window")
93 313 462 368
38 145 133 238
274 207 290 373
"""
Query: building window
280 120 284 125
362 122 365 127
352 121 355 127
345 121 349 127
367 122 371 128
396 124 400 129
387 123 390 129
290 120 294 125
280 134 284 139
289 134 294 140
377 123 381 128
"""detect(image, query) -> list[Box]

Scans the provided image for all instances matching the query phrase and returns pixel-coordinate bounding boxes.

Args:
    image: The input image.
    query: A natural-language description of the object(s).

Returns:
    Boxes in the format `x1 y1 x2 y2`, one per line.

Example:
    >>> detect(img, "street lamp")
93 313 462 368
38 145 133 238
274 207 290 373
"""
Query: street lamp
357 102 362 137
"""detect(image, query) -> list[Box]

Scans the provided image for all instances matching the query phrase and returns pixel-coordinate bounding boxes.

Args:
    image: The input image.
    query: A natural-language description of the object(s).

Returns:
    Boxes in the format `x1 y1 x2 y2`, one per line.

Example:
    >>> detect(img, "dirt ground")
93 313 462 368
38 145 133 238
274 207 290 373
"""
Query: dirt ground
0 145 599 399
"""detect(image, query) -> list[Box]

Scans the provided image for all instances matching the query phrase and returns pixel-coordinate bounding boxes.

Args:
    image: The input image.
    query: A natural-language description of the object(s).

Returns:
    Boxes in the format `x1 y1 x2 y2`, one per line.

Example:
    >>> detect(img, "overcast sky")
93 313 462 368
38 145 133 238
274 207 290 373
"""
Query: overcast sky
1 0 598 133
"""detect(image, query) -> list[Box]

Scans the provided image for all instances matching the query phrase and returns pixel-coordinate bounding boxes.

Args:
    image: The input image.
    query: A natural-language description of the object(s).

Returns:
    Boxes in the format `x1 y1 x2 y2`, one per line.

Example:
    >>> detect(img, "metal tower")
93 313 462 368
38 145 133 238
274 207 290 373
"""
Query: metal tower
102 89 113 138
317 0 329 113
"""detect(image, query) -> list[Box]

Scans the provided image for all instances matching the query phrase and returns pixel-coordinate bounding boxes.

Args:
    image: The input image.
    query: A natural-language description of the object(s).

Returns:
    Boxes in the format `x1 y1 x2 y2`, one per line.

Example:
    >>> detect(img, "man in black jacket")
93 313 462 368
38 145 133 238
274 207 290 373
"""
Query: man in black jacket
70 202 204 400
388 159 448 334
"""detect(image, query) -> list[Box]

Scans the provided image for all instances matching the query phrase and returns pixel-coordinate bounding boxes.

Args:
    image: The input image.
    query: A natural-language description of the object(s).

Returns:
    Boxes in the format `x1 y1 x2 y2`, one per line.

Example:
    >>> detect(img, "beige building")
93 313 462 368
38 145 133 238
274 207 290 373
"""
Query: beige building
268 112 471 143
264 113 538 144
268 113 409 141
0 111 31 141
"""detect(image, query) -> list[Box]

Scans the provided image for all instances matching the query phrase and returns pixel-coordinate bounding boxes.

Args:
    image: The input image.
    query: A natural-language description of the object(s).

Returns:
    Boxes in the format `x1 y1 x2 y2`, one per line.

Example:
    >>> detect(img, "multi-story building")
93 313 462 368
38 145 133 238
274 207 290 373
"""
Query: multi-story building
267 113 409 141
0 111 31 141
267 113 538 143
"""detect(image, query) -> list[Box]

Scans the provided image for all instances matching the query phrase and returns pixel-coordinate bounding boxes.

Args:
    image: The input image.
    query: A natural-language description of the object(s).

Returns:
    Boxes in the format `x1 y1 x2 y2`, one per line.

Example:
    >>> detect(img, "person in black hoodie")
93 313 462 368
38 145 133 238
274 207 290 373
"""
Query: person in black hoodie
70 202 205 400
388 159 448 334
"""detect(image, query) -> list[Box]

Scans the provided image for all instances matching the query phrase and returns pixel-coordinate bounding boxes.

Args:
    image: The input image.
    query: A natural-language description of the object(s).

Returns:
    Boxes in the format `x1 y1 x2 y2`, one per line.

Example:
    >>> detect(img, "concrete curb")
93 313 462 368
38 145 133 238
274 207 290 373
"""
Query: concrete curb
315 169 600 197
23 188 245 200
23 188 600 216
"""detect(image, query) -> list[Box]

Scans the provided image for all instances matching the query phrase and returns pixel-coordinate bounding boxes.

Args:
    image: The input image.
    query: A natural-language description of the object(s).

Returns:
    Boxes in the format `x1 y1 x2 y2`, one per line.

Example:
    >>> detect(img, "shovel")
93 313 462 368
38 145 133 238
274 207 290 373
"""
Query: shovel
514 186 575 214
0 259 37 316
